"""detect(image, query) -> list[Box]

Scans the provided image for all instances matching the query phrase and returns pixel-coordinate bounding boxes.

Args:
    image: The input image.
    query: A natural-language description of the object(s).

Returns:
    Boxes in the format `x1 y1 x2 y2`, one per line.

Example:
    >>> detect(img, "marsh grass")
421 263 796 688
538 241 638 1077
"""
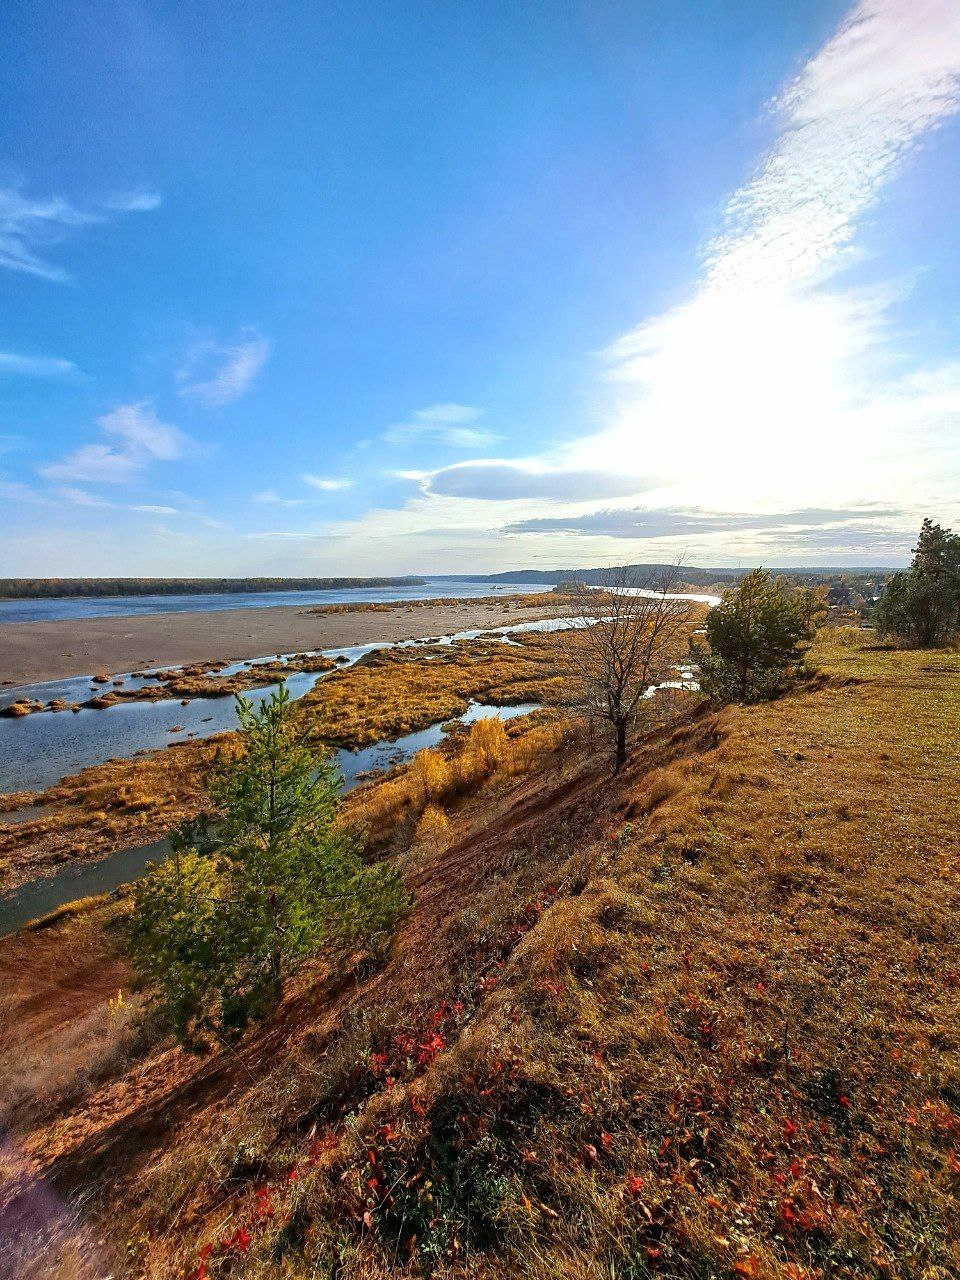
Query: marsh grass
348 711 574 842
0 631 578 891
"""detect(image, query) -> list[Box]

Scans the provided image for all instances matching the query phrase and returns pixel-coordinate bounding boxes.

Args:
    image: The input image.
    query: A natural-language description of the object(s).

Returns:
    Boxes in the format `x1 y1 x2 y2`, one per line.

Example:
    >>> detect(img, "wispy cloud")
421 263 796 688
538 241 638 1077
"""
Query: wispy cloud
177 330 271 406
240 1 960 573
0 183 160 283
302 473 353 492
506 504 903 539
252 488 310 507
385 403 502 449
103 191 162 214
250 476 353 507
54 485 181 516
706 0 960 294
569 0 960 518
40 402 193 484
0 351 80 379
423 460 655 502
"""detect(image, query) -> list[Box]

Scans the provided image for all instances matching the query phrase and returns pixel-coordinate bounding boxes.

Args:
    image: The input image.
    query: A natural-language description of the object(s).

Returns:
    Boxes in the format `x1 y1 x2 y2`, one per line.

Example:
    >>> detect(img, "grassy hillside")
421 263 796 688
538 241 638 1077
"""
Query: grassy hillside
2 633 959 1279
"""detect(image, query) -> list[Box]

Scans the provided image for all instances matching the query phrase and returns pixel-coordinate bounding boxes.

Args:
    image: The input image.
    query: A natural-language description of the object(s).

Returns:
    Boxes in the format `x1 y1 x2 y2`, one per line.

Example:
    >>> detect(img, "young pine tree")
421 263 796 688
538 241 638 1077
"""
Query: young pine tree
128 685 409 1039
875 519 960 647
693 569 813 704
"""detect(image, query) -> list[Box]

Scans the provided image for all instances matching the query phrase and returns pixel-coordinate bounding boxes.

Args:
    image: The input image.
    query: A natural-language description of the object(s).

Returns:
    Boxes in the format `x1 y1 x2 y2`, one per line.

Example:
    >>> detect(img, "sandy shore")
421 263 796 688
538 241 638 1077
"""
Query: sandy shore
0 600 563 687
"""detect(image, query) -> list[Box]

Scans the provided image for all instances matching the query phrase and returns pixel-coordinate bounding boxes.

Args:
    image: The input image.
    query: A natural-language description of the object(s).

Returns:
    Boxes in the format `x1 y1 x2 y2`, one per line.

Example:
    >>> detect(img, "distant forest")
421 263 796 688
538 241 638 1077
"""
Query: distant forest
0 576 426 600
450 564 895 590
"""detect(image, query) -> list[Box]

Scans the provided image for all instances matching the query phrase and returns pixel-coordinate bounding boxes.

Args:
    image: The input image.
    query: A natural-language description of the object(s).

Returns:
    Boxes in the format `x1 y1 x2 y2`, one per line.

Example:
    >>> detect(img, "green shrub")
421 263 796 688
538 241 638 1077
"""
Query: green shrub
692 568 813 704
128 686 409 1040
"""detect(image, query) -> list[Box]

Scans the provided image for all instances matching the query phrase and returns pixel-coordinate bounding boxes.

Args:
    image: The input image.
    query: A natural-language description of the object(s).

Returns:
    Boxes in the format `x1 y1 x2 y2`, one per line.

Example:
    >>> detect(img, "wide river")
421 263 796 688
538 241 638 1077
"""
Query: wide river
0 578 553 625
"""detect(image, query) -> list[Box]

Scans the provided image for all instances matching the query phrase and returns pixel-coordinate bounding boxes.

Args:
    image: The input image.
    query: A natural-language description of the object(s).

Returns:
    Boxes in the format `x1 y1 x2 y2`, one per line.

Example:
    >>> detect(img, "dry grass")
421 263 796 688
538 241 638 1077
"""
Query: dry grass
7 631 959 1280
0 735 216 890
308 591 575 616
0 992 144 1127
299 631 574 749
105 630 959 1280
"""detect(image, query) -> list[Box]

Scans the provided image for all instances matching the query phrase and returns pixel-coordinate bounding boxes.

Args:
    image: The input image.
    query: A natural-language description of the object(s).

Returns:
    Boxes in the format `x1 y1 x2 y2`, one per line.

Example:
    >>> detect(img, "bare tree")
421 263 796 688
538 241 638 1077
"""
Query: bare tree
560 563 695 773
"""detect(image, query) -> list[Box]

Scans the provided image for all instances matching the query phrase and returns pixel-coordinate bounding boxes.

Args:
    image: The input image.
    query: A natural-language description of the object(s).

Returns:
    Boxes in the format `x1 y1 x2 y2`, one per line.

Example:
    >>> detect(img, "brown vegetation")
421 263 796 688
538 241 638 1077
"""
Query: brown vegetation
2 632 958 1278
308 591 574 616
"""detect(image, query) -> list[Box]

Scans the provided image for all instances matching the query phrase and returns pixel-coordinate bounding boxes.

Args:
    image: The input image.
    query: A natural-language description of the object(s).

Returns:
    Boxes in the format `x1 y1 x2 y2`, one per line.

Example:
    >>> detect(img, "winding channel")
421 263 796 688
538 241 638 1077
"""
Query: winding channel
0 602 716 934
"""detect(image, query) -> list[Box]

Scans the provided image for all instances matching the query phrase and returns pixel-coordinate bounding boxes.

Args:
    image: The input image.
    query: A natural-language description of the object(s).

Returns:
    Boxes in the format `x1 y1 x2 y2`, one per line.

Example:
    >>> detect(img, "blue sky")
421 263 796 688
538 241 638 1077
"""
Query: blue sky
2 0 960 574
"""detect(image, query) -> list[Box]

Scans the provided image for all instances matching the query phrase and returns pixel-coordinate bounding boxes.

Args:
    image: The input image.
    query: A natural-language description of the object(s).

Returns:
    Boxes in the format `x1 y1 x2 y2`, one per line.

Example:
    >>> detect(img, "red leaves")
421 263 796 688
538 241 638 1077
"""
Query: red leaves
417 1030 447 1066
625 1173 645 1197
220 1225 251 1254
308 1130 340 1165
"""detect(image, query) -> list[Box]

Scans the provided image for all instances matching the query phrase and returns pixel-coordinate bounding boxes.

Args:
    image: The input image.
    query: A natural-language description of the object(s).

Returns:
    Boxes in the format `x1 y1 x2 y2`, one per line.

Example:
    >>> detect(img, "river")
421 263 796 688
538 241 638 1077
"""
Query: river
0 578 554 625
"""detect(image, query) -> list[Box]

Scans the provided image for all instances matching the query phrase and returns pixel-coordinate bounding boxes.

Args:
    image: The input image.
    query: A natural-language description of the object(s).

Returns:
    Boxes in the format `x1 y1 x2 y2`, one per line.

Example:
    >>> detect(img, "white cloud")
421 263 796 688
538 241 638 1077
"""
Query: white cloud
423 460 655 502
506 504 903 539
0 182 160 282
252 488 311 507
567 0 960 518
103 190 162 214
0 351 79 379
177 331 271 406
302 473 353 491
99 402 189 461
50 486 179 516
54 484 112 507
385 403 502 448
706 0 960 294
42 443 142 485
40 402 193 484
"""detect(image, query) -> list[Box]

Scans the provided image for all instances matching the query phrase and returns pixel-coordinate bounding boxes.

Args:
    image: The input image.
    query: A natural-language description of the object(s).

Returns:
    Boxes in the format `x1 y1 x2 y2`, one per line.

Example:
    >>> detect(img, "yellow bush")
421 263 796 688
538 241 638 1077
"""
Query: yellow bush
414 804 451 849
409 749 451 806
467 716 510 769
832 624 867 647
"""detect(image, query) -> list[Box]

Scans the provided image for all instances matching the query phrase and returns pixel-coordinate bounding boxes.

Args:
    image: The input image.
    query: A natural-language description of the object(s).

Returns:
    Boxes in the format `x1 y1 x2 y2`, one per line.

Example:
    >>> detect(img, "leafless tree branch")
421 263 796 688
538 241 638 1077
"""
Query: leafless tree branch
559 562 695 773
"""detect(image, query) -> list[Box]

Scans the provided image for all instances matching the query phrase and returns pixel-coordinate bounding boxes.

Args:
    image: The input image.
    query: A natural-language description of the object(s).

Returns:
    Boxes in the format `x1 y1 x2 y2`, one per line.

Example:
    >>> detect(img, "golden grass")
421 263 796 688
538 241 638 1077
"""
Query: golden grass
346 711 574 841
307 591 575 616
101 630 960 1280
299 632 573 749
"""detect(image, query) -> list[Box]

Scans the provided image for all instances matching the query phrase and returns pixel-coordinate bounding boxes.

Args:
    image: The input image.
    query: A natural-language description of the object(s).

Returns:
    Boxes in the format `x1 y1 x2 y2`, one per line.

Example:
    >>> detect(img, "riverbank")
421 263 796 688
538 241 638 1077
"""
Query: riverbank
0 596 563 686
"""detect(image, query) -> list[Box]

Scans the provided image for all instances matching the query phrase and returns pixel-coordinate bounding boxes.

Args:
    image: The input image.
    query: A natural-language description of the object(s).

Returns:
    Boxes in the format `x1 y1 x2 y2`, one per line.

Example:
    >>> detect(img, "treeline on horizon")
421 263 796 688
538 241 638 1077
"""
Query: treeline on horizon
0 576 427 600
471 564 894 590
